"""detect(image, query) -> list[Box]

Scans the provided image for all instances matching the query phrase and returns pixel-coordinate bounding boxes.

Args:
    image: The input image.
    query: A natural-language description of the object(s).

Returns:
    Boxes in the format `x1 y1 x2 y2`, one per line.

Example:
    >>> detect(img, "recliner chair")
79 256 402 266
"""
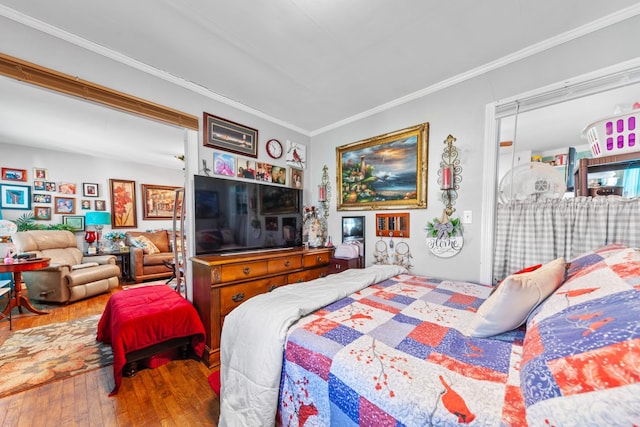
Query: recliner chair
12 230 120 303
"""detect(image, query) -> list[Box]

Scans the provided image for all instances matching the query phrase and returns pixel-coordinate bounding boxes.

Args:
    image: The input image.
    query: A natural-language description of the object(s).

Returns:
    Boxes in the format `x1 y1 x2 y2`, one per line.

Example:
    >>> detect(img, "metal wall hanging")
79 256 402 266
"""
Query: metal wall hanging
426 134 464 258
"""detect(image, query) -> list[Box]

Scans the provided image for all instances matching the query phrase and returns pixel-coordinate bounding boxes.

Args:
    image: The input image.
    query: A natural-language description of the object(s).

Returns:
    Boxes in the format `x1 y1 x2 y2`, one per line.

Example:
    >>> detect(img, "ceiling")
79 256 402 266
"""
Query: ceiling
1 1 639 168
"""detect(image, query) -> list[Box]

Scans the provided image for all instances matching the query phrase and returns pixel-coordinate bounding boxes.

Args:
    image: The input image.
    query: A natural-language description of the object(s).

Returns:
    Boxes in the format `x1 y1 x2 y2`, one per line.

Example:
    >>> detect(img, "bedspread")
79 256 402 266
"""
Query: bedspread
97 285 205 395
278 275 526 426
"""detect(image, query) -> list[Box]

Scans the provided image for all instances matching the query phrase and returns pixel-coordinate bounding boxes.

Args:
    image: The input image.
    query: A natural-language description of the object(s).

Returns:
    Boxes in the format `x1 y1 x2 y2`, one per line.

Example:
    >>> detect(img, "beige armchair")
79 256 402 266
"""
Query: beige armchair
12 230 120 303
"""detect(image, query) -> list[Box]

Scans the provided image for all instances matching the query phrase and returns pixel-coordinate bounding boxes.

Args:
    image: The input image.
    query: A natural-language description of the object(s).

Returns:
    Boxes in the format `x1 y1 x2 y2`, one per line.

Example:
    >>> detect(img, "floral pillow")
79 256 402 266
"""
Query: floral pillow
130 235 160 254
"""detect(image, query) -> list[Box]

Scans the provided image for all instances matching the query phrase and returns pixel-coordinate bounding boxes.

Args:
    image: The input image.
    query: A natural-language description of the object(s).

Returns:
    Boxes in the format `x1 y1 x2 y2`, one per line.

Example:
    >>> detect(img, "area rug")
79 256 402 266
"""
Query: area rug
0 314 113 398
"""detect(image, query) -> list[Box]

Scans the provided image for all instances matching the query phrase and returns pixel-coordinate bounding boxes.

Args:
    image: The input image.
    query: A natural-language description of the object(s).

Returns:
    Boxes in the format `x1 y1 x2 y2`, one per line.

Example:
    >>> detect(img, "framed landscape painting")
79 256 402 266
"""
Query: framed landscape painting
336 122 429 211
109 179 137 228
141 184 181 220
203 112 258 158
62 215 85 232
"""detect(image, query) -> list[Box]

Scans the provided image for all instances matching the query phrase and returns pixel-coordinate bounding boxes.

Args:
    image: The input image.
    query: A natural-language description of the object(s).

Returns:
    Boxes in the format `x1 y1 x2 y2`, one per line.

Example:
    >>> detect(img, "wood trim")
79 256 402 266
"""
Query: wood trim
0 52 199 130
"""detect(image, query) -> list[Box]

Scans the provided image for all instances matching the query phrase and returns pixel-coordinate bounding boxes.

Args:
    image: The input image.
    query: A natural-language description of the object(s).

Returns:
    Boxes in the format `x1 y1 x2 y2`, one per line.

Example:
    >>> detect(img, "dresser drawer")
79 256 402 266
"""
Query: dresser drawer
220 260 268 282
268 255 302 274
220 275 287 315
303 251 331 268
288 266 329 283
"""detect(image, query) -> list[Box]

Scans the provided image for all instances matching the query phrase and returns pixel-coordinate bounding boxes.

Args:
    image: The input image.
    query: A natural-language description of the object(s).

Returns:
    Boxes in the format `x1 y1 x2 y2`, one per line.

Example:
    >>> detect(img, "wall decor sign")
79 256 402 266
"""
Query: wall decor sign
141 184 182 220
54 196 75 214
336 123 429 211
109 178 137 228
1 167 27 182
203 112 258 158
0 184 31 210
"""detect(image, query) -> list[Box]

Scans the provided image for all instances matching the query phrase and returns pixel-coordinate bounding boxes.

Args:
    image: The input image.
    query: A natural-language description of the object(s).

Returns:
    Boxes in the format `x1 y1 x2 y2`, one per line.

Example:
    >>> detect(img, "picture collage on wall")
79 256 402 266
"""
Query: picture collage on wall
211 151 304 190
0 166 109 227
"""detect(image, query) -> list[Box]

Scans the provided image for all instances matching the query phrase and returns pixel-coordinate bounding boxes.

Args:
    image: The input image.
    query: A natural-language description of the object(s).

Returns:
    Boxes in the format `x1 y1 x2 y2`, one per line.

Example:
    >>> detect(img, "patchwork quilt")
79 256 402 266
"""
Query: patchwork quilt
278 275 526 426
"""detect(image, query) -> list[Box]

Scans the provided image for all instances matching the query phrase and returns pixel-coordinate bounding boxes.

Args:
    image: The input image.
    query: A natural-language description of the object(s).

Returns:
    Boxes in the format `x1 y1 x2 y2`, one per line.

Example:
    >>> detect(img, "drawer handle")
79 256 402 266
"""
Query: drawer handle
268 285 277 292
316 256 322 262
296 279 304 283
320 273 327 278
232 293 245 302
243 267 251 275
284 260 290 267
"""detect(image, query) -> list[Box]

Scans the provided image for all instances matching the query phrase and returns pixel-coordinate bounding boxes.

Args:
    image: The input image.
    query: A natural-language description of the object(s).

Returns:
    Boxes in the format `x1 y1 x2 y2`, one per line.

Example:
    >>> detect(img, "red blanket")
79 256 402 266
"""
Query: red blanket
97 285 205 395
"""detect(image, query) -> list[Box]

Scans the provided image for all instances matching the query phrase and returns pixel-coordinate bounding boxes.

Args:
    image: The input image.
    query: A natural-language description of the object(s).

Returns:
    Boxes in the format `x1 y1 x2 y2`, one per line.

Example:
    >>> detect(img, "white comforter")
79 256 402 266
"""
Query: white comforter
218 264 407 427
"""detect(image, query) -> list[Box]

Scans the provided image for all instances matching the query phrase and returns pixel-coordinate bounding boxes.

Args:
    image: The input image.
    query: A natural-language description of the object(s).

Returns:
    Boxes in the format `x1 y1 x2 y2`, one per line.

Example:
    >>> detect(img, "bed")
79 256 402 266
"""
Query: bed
97 285 206 396
219 245 640 426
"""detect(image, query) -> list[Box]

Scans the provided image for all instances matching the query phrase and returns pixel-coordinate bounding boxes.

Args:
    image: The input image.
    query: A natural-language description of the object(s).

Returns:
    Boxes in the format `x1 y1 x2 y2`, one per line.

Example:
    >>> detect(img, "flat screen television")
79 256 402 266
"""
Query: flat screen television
194 174 303 255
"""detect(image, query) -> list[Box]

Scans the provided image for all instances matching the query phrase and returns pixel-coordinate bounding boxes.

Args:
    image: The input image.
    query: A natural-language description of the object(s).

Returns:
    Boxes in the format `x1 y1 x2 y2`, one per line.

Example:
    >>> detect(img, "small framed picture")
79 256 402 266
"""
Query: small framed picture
54 196 75 214
1 167 27 182
95 200 106 211
285 141 306 169
290 168 303 189
271 166 287 185
213 152 236 176
34 180 46 191
62 215 85 232
33 168 48 180
33 193 51 203
0 184 31 210
83 183 99 197
34 206 52 220
58 182 77 195
81 199 92 210
45 182 57 192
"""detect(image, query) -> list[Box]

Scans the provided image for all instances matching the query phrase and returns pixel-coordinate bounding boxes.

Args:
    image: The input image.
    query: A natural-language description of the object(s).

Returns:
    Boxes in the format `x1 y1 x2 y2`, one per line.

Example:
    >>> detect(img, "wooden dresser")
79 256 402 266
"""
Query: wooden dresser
191 247 333 368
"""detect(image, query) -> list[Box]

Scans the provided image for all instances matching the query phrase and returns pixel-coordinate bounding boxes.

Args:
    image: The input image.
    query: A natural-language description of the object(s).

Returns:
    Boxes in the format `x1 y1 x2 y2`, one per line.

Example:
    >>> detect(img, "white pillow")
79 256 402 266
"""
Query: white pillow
466 257 566 338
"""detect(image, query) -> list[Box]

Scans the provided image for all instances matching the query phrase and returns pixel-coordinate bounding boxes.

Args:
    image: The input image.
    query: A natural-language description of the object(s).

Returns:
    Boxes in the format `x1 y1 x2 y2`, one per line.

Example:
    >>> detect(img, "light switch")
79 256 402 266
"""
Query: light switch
463 210 472 224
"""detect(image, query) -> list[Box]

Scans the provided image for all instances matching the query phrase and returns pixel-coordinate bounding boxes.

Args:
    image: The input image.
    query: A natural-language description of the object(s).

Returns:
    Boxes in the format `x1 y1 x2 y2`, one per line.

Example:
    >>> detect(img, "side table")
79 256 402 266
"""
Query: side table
86 251 132 283
328 256 363 274
1 257 51 329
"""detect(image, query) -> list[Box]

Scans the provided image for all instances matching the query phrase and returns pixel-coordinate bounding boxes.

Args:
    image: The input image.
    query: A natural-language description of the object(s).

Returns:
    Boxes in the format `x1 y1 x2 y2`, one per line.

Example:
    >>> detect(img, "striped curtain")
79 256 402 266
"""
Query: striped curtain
492 196 640 283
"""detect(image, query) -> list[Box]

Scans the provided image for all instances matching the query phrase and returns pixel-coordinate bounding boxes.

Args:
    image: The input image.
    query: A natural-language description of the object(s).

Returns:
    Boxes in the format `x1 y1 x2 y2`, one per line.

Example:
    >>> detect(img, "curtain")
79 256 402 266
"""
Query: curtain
493 196 640 283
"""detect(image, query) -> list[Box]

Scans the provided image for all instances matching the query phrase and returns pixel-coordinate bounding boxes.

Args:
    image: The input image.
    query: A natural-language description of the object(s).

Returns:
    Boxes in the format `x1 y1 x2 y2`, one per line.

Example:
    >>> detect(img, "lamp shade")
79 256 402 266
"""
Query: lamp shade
85 211 111 226
0 220 17 237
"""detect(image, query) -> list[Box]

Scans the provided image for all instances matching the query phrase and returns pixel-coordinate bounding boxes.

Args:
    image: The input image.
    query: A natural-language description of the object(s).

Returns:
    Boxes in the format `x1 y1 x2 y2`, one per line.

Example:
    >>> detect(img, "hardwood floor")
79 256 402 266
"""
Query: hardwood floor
0 287 220 427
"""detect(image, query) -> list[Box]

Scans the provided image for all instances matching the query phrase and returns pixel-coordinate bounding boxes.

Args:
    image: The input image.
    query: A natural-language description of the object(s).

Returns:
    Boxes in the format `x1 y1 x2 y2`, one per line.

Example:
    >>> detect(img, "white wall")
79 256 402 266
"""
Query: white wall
2 14 638 282
1 142 184 247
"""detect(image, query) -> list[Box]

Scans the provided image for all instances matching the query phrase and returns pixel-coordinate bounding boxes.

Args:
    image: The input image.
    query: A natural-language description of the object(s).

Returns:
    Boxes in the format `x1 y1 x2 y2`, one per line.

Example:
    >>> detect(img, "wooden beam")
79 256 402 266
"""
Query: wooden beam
0 52 199 130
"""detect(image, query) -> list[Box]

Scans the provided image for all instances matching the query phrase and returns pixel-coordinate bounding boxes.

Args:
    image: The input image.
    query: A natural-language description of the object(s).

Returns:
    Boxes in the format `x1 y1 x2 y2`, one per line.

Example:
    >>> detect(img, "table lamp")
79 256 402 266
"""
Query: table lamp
85 211 111 253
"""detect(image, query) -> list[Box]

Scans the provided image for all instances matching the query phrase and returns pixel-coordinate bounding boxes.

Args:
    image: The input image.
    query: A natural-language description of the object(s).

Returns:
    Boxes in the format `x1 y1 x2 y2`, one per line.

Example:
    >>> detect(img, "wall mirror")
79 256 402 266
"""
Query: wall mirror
341 216 365 255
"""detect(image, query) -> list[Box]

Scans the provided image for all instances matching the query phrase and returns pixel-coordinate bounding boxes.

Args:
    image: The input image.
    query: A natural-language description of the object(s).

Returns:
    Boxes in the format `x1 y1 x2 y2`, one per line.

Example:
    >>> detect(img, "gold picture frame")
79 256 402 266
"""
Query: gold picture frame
336 123 429 210
141 184 182 220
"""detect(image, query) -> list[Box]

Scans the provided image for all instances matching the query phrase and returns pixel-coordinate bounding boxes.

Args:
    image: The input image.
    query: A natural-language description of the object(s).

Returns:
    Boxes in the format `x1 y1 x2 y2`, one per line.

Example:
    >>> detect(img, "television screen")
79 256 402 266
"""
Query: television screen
194 175 303 255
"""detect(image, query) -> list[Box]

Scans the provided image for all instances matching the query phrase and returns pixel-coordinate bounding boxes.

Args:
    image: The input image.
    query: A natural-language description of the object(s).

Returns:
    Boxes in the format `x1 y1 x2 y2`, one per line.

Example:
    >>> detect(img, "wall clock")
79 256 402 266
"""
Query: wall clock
266 139 283 159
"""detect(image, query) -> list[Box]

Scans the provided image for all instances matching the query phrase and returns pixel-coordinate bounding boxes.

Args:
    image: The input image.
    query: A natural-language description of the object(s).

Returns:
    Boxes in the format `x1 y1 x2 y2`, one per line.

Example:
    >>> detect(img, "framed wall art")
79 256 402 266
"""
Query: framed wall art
33 193 51 203
141 184 181 220
213 152 236 177
33 167 48 180
34 180 46 191
62 215 85 232
54 196 75 214
0 184 31 210
1 167 27 182
285 140 306 169
83 182 99 197
95 200 106 211
34 206 51 220
203 112 258 158
109 178 137 228
58 182 77 195
336 122 429 211
290 168 303 189
81 200 92 210
45 182 56 192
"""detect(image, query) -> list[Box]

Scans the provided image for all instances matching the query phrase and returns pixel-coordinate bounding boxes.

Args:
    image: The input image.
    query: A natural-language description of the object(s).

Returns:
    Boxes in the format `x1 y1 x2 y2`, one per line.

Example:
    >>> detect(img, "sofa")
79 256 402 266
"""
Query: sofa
126 230 176 283
13 230 120 303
